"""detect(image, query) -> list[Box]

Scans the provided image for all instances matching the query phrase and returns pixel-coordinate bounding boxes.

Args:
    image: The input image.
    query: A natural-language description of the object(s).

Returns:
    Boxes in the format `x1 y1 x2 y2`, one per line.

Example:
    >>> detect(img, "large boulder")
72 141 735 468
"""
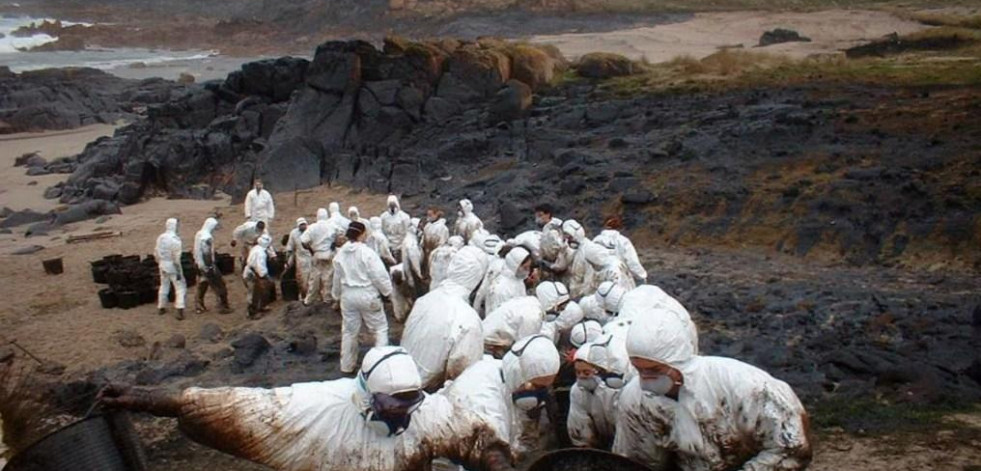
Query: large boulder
445 46 512 98
489 80 532 124
306 42 364 94
576 52 636 79
509 45 556 90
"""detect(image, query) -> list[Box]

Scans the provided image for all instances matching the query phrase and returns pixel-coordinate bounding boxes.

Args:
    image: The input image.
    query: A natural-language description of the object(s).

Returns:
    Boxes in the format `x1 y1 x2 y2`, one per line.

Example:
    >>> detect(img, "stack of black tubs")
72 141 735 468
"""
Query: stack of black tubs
92 252 198 309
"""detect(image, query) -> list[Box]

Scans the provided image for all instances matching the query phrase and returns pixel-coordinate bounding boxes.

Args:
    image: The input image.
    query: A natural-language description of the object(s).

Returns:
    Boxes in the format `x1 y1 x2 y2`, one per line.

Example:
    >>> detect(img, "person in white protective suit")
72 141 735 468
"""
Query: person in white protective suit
327 201 351 233
612 314 812 471
471 231 505 317
534 204 565 265
567 334 630 449
155 218 186 320
508 231 541 262
593 216 647 283
348 206 371 234
454 199 484 244
554 219 634 299
99 346 520 471
231 220 267 268
284 217 313 301
401 244 488 391
332 221 394 374
381 195 412 259
366 217 397 265
484 246 534 316
422 208 450 258
568 319 604 348
193 217 231 314
535 281 585 344
244 178 275 224
444 335 561 461
596 282 699 354
578 291 611 325
243 233 273 318
400 217 425 292
428 235 464 289
482 296 544 359
300 208 339 305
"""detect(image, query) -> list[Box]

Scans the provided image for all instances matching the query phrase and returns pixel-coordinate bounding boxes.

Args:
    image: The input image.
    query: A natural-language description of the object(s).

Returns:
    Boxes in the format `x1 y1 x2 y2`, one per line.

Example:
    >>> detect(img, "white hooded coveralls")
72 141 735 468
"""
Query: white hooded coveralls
538 217 565 265
402 245 488 390
156 218 186 309
381 195 412 253
612 315 811 471
300 208 338 304
331 240 394 373
422 218 450 254
164 347 514 471
243 234 272 310
567 336 626 449
367 217 398 266
470 232 505 317
348 206 371 235
244 187 275 223
558 220 634 298
603 283 699 355
427 236 463 292
232 220 267 267
594 229 647 282
444 335 561 460
535 281 585 344
454 199 484 244
285 218 313 299
484 247 531 316
192 217 219 272
482 296 544 351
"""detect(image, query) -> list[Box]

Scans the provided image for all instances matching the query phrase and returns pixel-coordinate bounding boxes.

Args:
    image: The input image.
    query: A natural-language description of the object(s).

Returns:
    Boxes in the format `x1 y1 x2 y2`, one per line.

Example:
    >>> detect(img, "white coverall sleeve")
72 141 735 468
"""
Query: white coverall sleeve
172 237 184 277
550 247 574 273
331 257 344 301
253 251 268 278
472 270 493 315
266 193 275 221
378 236 396 265
244 191 254 219
567 386 598 448
612 384 672 469
619 237 647 281
736 383 812 471
365 249 393 297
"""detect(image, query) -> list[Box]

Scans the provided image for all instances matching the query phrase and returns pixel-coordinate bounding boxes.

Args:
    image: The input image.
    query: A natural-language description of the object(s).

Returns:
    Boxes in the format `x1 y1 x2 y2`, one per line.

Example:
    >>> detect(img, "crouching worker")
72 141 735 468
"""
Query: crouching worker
99 346 518 471
612 314 812 470
243 234 273 318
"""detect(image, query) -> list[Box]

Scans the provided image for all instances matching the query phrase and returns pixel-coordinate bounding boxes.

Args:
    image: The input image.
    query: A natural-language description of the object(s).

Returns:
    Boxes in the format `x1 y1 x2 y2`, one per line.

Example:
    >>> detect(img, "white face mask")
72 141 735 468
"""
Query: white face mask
640 375 676 396
517 267 531 279
535 216 546 227
577 376 599 393
545 312 559 322
568 240 580 249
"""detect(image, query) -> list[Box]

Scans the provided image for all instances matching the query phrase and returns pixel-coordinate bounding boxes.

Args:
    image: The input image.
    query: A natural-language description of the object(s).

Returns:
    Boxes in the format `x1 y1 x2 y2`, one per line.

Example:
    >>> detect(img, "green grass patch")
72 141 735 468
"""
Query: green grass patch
811 398 980 436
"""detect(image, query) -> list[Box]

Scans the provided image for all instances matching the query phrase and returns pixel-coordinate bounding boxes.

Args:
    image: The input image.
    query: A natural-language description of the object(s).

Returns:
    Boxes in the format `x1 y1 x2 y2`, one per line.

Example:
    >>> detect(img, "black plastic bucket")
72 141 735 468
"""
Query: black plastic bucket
281 278 299 301
525 449 654 471
3 412 148 471
42 258 63 275
91 261 109 284
116 291 140 310
98 288 118 309
216 254 235 275
121 255 140 265
103 254 123 265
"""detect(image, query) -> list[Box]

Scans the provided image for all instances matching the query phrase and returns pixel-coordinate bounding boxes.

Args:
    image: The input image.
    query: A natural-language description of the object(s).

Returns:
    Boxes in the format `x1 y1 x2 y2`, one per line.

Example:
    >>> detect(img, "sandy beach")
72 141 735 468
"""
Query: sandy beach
530 10 930 61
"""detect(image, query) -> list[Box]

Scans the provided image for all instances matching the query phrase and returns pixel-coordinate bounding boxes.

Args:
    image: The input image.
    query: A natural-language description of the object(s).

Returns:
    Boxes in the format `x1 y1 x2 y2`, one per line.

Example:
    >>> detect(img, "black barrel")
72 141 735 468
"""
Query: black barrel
3 412 148 471
42 258 63 275
525 449 654 471
216 253 235 275
116 291 140 310
98 289 118 309
281 278 299 301
91 260 110 284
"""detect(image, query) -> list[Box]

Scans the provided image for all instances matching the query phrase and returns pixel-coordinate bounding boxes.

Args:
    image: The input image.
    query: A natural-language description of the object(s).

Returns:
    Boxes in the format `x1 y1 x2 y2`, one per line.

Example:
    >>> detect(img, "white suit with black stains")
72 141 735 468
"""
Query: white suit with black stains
402 245 488 391
593 229 647 282
443 335 561 460
557 220 634 299
244 187 275 223
484 247 532 316
470 232 505 316
155 218 186 309
231 220 267 268
567 335 629 449
148 346 516 471
300 208 339 304
243 234 272 311
612 314 812 471
331 238 394 373
454 199 484 244
381 195 412 255
597 283 699 355
535 281 585 344
285 218 313 300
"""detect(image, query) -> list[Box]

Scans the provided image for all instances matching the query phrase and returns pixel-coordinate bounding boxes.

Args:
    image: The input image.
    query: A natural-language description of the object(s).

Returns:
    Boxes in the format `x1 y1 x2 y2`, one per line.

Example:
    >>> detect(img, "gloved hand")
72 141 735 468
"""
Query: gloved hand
98 384 182 417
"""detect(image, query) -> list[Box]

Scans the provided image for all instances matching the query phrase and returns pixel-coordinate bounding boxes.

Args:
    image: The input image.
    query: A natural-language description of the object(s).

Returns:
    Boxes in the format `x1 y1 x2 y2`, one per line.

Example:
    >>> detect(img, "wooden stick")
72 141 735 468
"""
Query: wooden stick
67 231 122 243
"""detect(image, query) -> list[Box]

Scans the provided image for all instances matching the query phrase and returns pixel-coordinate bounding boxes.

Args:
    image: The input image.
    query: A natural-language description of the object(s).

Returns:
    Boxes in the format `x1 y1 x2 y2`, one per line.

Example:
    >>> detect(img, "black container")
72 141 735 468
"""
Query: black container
42 258 63 275
107 268 131 287
121 255 140 265
142 254 155 264
91 261 110 284
281 278 299 301
182 267 197 288
3 412 148 471
98 289 118 309
103 254 123 265
258 278 276 305
216 254 235 275
116 291 140 310
526 449 653 471
139 286 156 305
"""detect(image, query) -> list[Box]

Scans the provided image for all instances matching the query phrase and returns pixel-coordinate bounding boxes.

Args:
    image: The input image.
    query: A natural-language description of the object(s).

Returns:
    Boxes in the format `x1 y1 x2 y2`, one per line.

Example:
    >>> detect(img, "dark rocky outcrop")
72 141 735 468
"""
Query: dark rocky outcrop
758 28 811 47
575 52 636 79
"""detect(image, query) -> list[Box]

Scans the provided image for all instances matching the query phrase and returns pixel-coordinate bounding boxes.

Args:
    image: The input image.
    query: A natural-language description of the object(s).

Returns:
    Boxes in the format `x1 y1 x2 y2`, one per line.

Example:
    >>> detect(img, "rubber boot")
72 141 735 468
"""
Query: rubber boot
218 296 232 314
195 301 207 314
174 309 185 321
158 308 166 316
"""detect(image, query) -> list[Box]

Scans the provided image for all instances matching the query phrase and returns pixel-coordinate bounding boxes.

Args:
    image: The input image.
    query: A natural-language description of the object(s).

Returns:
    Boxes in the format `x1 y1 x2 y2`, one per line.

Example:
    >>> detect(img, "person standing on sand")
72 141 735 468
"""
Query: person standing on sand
155 218 186 320
244 178 275 225
193 217 232 314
